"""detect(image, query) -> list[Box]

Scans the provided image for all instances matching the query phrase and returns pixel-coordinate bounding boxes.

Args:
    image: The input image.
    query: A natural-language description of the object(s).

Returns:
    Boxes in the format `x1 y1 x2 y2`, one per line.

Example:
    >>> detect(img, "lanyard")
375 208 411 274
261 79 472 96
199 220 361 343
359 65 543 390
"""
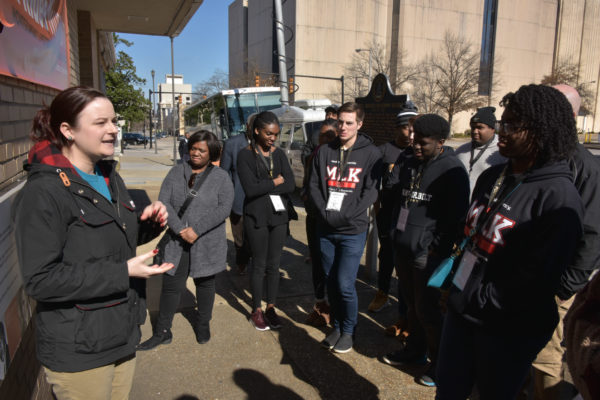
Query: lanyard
403 163 425 208
256 147 273 177
469 138 493 172
338 146 353 182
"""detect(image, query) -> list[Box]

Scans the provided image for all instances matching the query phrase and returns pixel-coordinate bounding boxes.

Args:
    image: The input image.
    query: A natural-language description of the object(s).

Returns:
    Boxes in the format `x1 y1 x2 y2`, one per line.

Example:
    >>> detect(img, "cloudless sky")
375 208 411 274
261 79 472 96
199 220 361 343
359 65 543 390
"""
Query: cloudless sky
120 0 229 96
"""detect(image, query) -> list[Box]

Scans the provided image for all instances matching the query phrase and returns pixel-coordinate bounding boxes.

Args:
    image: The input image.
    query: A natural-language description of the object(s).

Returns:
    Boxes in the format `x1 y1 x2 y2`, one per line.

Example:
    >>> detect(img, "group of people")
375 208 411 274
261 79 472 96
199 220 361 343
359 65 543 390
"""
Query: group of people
13 82 599 399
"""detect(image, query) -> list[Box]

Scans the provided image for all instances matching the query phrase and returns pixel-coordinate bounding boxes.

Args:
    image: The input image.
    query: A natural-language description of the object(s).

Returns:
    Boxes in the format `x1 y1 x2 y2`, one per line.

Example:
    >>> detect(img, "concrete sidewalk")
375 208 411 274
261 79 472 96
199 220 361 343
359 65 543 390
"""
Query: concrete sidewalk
118 139 435 400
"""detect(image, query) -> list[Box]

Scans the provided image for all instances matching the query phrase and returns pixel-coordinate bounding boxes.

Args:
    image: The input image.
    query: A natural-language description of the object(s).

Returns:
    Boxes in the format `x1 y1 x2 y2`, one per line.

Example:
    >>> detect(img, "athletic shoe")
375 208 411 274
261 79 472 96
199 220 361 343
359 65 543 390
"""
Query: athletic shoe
250 310 270 331
137 329 172 351
417 365 436 387
320 330 341 350
332 333 353 353
368 290 391 312
195 324 210 344
382 349 428 366
305 301 330 327
264 307 283 329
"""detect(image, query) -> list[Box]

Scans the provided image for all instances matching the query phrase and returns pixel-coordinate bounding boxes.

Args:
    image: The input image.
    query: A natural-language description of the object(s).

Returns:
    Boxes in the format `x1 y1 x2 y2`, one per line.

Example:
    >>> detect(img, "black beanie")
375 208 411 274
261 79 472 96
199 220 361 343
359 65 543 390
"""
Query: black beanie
470 106 496 128
413 114 450 140
396 100 418 126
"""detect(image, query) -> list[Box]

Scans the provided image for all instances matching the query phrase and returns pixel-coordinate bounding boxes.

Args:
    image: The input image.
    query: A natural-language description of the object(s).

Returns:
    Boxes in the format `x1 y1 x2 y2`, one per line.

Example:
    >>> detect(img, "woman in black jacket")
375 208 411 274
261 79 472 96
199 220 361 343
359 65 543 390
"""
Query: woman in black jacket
13 87 174 399
237 111 295 331
435 84 584 399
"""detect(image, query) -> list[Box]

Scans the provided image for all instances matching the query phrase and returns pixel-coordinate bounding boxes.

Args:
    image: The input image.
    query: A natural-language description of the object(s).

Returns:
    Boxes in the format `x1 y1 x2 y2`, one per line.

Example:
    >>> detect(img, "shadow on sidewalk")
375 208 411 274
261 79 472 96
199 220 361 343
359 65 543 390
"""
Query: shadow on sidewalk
233 368 304 400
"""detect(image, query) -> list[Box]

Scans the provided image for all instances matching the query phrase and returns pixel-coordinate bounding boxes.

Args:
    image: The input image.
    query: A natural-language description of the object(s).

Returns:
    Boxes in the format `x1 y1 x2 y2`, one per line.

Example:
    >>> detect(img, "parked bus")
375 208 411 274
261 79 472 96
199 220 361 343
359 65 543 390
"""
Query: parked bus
184 87 281 140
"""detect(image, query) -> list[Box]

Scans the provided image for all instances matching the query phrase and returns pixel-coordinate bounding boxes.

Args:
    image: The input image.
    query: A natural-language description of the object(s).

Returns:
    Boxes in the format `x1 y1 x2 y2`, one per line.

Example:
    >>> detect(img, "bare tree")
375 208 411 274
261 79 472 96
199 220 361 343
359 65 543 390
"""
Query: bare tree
194 69 229 100
342 40 418 99
541 58 595 115
412 31 485 130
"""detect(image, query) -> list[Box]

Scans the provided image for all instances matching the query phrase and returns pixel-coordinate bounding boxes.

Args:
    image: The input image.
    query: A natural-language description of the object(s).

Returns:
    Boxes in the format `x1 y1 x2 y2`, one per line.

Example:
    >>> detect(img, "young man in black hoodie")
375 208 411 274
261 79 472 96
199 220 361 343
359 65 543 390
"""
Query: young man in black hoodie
309 102 382 353
382 114 470 387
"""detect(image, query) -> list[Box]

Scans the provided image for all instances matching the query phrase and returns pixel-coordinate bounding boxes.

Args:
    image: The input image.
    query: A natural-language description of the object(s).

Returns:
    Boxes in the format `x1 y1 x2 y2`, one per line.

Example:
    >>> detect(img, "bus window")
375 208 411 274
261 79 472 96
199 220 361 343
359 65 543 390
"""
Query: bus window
277 124 293 149
257 92 282 112
290 125 305 150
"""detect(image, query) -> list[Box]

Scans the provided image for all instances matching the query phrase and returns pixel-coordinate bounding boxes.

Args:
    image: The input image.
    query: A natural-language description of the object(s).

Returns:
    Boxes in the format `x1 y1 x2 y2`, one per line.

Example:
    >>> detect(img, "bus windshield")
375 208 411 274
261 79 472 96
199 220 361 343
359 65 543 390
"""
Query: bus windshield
184 87 281 140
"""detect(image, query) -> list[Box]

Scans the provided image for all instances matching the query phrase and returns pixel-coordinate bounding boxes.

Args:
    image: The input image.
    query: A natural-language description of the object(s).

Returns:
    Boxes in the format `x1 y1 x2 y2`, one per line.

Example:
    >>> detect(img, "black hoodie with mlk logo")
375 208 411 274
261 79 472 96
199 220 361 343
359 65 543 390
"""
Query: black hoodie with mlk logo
309 133 382 234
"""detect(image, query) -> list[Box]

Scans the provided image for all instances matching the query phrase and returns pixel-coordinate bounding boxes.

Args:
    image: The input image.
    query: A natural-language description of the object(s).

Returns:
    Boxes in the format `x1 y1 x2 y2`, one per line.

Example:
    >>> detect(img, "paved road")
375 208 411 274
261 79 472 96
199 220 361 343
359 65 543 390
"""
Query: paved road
117 139 436 400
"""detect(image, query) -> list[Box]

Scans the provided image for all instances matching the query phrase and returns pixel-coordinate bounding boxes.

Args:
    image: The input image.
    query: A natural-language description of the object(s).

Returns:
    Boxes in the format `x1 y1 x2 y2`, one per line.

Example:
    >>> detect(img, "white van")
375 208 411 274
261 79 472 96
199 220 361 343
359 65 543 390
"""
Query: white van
270 106 326 187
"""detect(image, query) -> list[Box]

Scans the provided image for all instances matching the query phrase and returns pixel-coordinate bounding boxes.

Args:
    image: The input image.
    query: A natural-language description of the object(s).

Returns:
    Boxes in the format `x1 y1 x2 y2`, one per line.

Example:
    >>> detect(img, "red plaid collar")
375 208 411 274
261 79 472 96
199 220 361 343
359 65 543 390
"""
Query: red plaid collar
28 140 80 178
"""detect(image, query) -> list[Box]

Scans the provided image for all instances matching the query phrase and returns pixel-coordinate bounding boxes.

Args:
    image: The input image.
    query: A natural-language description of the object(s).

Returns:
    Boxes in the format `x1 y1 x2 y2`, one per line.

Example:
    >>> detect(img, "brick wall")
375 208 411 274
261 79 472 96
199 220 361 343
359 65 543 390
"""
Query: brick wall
0 320 53 400
0 76 58 191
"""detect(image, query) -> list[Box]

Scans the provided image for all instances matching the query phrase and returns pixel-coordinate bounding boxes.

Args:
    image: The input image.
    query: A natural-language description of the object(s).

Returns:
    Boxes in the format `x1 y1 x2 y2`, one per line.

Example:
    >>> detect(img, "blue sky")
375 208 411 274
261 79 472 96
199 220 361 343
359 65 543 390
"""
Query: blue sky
120 0 229 95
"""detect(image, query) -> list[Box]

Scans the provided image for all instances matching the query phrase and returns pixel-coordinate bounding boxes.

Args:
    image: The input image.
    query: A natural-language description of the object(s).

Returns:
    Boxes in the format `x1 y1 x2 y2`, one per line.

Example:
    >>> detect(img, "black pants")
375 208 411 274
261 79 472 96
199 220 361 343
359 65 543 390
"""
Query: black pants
306 212 326 300
396 249 442 368
156 249 216 333
230 212 251 266
245 222 287 310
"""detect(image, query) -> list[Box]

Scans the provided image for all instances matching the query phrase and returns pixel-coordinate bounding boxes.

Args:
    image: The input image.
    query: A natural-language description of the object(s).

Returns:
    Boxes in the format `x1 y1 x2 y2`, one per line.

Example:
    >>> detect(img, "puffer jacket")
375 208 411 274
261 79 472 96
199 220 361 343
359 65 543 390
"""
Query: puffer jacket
12 141 161 372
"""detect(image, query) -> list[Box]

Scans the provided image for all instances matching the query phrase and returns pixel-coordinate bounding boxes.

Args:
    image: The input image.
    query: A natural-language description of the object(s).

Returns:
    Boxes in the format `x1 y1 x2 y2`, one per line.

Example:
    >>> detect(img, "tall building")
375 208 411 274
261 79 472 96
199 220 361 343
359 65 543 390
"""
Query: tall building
158 74 193 134
229 0 600 132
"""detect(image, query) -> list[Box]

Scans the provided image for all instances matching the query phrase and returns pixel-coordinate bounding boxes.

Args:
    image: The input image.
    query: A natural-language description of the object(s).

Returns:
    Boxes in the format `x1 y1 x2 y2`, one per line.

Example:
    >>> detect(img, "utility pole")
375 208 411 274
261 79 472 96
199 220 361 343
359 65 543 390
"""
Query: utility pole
171 36 177 166
273 0 289 106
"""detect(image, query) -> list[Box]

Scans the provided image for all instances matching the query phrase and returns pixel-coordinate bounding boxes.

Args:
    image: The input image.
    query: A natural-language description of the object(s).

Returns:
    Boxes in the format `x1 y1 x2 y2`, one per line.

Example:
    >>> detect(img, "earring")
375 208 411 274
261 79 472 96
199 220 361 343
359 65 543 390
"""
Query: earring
68 136 73 141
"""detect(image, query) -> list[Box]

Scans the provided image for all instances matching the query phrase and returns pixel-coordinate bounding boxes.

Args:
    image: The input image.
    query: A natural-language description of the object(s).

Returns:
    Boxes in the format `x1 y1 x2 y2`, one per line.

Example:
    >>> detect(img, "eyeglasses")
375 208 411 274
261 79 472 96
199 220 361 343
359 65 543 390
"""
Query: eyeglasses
496 120 525 135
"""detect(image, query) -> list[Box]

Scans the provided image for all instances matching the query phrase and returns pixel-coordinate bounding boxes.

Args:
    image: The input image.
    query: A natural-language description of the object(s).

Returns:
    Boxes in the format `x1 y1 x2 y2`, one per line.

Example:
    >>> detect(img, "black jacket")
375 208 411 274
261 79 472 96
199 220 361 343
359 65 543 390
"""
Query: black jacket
390 147 470 259
448 161 584 335
237 146 295 228
558 144 600 299
309 133 382 234
13 144 161 372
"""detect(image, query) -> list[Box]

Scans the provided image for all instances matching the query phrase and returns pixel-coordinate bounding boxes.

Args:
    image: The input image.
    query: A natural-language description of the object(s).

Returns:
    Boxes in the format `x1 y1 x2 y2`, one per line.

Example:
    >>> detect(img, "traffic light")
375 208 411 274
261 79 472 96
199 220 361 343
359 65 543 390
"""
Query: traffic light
255 75 260 87
288 77 294 94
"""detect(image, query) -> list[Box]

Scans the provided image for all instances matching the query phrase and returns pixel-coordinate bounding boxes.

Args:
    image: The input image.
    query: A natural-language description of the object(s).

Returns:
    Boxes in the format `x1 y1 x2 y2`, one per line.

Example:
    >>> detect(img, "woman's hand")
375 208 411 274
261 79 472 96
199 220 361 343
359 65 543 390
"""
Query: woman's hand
127 249 174 278
179 227 199 244
140 201 168 227
273 174 285 187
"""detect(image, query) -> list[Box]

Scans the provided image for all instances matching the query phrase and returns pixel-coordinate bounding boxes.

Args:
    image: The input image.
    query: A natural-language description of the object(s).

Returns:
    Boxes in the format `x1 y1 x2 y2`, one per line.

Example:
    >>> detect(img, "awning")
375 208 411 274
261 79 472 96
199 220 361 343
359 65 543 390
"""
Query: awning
76 0 203 37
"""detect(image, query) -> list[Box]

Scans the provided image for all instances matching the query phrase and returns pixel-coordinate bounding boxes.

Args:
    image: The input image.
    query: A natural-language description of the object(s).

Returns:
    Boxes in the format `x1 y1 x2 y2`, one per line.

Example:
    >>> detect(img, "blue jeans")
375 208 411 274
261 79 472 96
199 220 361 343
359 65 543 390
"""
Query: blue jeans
319 228 368 335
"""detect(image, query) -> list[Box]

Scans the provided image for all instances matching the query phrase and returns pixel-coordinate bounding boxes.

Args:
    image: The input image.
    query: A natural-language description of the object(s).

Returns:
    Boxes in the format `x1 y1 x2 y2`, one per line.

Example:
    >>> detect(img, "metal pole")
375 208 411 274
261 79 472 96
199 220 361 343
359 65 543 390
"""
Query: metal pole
273 0 289 106
152 70 157 153
368 51 372 85
171 36 177 166
341 75 344 103
148 89 153 149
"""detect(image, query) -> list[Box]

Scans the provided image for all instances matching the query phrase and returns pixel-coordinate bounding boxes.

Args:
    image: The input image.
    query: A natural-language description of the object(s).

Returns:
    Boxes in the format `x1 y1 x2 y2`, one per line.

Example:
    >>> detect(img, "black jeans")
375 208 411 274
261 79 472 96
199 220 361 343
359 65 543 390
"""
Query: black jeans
306 212 326 300
395 249 442 368
436 309 553 400
245 222 287 310
156 249 216 333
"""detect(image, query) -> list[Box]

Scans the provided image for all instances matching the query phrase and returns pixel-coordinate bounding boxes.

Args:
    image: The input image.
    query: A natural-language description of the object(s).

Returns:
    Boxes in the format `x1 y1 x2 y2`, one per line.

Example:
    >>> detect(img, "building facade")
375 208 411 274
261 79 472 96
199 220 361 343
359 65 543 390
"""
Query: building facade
229 0 600 132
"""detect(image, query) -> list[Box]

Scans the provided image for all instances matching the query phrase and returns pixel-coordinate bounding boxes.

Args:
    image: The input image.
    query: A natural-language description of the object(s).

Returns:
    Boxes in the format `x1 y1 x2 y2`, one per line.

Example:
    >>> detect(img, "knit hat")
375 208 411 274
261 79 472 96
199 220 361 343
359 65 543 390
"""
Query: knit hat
470 106 496 129
412 114 450 140
396 100 418 126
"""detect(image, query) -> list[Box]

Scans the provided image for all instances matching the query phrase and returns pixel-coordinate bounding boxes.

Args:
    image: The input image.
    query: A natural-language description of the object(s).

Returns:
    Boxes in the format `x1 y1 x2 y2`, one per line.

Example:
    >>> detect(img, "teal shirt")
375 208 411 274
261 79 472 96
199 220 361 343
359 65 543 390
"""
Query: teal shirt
74 165 112 202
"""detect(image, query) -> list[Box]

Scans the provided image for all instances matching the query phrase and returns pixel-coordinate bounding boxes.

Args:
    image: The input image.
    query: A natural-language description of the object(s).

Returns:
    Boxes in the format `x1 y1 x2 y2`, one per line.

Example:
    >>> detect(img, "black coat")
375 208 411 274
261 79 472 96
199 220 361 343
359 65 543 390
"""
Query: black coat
13 158 161 372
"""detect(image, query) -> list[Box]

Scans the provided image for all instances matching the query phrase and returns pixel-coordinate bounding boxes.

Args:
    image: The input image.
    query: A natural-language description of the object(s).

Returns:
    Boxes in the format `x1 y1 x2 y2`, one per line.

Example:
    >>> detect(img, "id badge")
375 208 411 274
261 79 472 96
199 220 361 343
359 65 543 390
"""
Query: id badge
452 249 478 291
326 191 345 211
269 195 286 212
395 207 409 231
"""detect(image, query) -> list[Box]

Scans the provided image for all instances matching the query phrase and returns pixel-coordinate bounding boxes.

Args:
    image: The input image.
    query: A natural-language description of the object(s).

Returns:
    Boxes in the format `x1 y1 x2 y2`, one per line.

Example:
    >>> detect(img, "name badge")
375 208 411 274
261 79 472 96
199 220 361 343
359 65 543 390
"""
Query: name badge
396 207 409 231
326 191 346 211
269 195 286 212
452 249 478 291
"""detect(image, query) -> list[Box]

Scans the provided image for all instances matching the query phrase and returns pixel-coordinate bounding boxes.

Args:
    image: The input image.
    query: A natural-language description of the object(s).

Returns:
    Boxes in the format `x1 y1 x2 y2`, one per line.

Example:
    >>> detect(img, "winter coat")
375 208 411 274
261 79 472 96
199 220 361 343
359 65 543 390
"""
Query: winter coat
454 135 506 195
309 133 382 234
158 162 234 277
13 141 162 372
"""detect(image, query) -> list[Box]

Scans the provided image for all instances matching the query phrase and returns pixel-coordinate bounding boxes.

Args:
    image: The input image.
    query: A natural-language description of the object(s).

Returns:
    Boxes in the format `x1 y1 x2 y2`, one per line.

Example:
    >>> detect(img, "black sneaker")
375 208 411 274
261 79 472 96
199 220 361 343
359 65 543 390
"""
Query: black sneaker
320 330 341 350
382 349 427 366
264 307 283 329
332 333 353 353
417 364 437 387
195 324 210 344
137 329 172 351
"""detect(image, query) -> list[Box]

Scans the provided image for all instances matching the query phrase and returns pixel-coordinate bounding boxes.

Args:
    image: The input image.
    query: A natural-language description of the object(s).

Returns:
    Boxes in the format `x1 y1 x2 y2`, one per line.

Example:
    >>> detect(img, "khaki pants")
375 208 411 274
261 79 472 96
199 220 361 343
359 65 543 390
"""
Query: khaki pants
531 296 576 400
44 355 136 400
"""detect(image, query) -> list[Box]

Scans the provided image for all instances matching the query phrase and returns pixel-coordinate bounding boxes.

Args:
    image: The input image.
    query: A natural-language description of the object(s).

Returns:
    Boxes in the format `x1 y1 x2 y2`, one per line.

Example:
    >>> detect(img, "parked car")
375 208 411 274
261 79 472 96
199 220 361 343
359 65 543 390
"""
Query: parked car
122 132 147 145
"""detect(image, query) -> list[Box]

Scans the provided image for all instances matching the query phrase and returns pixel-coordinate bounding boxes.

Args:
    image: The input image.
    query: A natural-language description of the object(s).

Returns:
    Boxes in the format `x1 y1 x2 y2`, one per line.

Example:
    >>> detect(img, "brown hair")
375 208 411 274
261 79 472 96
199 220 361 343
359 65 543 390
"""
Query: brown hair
31 86 108 149
337 102 365 123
